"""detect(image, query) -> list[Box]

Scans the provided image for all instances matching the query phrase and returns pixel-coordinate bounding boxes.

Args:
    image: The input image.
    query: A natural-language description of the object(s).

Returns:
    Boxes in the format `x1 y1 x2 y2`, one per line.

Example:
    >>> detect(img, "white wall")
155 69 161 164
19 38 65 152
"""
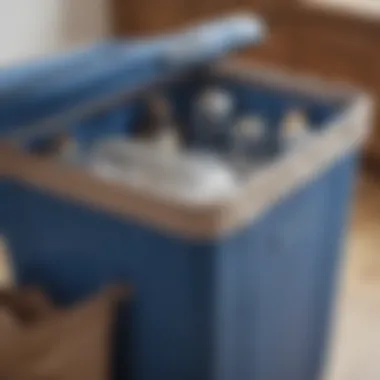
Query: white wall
0 0 111 66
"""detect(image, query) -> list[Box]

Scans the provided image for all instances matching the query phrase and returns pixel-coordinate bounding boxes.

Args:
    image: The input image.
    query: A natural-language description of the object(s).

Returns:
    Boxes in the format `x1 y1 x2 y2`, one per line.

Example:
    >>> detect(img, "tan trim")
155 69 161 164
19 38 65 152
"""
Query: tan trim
219 94 372 233
0 144 224 239
0 62 372 239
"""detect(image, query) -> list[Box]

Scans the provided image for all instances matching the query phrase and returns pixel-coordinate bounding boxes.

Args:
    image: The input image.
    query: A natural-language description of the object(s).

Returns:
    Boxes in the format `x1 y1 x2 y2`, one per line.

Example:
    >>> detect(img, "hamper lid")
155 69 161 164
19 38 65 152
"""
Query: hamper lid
0 13 266 144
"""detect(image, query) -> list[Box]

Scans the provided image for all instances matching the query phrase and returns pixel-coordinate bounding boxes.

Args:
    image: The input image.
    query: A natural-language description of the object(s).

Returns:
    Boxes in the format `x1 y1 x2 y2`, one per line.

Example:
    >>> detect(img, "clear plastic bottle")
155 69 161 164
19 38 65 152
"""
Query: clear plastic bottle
231 115 266 158
281 109 309 147
147 94 181 155
193 88 235 149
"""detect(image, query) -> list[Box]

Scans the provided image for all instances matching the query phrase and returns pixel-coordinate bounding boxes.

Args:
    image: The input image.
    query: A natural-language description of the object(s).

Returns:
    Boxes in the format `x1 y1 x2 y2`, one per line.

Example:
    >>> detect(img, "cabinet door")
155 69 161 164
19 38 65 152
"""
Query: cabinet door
189 0 240 21
365 106 380 162
295 15 375 88
111 0 192 35
367 48 380 161
111 0 267 36
248 21 296 68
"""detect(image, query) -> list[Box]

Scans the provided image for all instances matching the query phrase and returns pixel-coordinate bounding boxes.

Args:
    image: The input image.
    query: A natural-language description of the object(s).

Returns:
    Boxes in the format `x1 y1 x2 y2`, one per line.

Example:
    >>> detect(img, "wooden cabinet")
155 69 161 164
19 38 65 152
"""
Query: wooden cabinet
292 10 380 161
111 0 192 35
111 0 264 35
295 12 377 88
297 33 370 87
110 0 380 164
249 19 296 67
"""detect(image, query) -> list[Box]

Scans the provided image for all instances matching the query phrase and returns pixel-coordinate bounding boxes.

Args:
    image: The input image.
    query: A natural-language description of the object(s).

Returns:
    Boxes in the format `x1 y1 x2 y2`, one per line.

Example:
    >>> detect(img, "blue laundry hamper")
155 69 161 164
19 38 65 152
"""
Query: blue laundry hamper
0 14 373 380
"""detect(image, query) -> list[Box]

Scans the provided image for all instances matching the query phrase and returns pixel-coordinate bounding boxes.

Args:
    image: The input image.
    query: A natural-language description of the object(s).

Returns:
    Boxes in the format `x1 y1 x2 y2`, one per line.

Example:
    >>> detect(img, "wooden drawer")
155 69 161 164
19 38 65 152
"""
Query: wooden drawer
365 105 380 159
296 33 373 89
258 0 298 14
248 23 295 67
372 48 380 92
365 87 380 159
112 0 192 35
295 13 377 89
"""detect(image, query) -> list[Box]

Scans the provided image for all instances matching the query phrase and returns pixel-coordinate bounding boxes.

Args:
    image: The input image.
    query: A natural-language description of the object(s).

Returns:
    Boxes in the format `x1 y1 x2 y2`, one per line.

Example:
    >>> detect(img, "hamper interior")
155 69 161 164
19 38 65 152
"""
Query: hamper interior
25 69 345 161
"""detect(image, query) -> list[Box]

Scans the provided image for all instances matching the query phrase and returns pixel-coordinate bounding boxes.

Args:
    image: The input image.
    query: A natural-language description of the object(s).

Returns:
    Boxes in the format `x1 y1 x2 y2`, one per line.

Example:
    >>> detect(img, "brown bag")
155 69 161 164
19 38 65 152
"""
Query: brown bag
0 285 129 380
0 287 54 323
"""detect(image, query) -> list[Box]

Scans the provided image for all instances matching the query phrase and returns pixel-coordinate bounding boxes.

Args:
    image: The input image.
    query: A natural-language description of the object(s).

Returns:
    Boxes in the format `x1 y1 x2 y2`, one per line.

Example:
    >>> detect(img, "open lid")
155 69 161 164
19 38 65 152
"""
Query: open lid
0 13 266 144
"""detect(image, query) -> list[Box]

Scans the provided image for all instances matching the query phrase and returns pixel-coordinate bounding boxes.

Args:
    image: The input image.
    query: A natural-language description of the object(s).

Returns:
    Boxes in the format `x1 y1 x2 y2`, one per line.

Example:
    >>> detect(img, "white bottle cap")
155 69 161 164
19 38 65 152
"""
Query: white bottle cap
234 115 265 141
196 88 235 123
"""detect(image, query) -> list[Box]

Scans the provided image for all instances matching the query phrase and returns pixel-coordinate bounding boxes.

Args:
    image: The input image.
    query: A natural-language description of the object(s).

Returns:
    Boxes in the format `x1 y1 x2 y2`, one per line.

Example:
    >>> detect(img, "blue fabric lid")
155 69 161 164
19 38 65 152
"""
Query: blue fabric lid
0 13 266 143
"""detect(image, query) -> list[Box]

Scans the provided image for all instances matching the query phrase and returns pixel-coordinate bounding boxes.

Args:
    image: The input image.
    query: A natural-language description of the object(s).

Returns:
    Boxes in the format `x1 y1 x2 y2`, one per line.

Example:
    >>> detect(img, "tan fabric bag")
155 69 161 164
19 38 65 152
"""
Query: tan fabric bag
0 286 128 380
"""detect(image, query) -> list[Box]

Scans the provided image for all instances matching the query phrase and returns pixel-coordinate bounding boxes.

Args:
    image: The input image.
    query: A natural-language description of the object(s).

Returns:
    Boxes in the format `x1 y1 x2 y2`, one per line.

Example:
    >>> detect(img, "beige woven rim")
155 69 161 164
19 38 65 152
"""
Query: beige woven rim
0 60 373 239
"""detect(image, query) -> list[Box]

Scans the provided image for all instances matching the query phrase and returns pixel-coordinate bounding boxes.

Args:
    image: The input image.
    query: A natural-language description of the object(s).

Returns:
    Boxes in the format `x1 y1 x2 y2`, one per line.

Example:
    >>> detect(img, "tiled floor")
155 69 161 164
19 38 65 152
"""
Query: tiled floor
324 174 380 380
